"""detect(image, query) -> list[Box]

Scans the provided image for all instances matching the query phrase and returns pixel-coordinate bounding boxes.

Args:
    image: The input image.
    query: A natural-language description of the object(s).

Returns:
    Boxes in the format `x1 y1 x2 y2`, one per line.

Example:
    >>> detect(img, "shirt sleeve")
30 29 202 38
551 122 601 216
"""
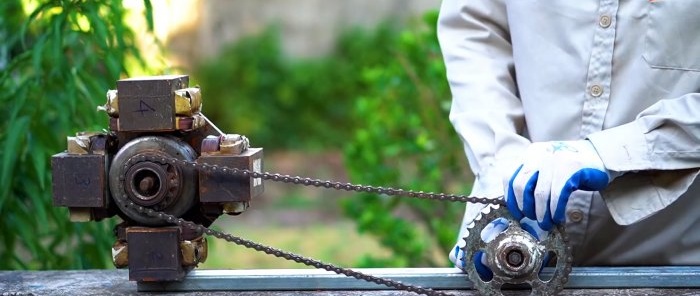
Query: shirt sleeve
437 0 531 198
587 93 700 225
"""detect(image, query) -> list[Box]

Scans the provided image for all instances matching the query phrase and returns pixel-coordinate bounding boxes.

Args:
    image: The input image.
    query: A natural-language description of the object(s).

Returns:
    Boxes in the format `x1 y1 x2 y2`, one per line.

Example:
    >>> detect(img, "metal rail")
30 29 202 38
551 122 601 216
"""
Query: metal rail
138 267 700 292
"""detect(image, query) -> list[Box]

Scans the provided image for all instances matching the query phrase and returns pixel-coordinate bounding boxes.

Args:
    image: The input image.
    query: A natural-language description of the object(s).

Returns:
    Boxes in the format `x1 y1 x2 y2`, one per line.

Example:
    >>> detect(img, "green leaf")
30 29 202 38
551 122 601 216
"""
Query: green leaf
31 35 47 74
19 1 55 50
143 0 154 32
0 116 29 213
1 0 154 270
30 142 48 190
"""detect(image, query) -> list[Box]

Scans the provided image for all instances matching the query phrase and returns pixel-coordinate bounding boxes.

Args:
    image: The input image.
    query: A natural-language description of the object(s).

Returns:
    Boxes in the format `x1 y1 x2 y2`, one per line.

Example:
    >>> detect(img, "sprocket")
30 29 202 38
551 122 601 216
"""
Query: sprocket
460 206 572 296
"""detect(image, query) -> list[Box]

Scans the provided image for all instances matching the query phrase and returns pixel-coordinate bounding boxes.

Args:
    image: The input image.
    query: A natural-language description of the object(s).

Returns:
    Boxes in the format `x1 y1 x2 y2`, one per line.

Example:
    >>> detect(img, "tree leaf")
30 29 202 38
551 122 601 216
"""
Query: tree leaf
143 0 154 32
0 116 29 213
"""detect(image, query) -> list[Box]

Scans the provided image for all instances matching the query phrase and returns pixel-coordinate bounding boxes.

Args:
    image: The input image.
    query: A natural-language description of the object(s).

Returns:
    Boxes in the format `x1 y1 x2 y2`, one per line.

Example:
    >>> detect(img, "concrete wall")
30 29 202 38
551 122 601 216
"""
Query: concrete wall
154 0 440 68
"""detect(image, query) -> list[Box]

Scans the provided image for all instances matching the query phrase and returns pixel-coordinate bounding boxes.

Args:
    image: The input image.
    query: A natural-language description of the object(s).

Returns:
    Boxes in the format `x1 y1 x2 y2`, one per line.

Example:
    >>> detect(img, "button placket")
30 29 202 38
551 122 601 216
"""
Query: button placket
580 0 619 137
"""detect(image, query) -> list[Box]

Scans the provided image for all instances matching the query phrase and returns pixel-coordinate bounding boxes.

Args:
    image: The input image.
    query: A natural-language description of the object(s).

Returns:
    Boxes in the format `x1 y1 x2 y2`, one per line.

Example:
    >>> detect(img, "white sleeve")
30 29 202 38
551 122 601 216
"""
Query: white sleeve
587 93 700 225
438 0 530 197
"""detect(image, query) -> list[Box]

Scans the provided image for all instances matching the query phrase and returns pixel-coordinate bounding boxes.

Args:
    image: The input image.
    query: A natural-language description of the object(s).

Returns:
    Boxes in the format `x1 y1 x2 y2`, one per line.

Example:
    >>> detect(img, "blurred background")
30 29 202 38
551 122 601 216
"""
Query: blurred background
0 0 474 271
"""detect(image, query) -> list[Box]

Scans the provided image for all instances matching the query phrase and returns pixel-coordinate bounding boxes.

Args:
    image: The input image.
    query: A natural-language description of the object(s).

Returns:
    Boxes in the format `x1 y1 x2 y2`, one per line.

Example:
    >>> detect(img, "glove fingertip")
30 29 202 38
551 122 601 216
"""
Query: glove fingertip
451 246 460 263
506 196 524 220
520 222 541 240
506 188 525 221
473 252 494 281
522 171 539 220
538 213 554 232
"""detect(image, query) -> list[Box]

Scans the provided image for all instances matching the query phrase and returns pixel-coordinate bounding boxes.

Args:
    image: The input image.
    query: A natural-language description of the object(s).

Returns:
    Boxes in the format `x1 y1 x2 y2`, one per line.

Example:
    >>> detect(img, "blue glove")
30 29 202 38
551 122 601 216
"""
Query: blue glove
453 217 547 280
506 140 612 231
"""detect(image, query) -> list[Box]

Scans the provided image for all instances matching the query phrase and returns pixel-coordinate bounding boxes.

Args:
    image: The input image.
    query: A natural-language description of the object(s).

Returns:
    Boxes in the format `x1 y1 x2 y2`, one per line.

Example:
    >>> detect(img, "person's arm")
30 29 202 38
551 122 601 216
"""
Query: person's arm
587 93 700 225
438 0 530 198
439 0 535 271
505 94 700 229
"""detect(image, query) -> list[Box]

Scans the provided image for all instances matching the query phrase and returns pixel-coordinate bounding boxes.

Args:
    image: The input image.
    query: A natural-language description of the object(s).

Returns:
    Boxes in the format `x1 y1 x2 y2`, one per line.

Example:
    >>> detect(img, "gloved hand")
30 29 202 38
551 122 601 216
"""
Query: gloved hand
452 216 547 280
505 140 613 231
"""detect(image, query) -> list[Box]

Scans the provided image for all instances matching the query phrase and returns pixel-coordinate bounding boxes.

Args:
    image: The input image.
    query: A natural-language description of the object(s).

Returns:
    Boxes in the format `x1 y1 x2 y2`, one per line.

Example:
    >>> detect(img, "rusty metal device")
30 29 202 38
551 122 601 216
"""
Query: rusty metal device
51 75 263 282
51 74 572 296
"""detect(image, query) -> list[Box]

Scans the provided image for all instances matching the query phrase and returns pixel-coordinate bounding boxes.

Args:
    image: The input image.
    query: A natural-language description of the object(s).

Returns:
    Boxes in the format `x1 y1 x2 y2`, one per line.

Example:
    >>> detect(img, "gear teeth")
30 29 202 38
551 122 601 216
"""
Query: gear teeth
462 228 471 239
463 204 502 240
471 212 484 226
461 204 497 249
481 204 500 215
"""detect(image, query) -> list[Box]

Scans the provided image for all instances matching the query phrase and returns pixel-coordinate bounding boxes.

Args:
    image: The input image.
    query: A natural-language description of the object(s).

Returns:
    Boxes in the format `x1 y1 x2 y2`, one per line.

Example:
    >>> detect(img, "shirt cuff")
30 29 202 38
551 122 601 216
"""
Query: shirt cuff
600 169 700 225
587 121 651 172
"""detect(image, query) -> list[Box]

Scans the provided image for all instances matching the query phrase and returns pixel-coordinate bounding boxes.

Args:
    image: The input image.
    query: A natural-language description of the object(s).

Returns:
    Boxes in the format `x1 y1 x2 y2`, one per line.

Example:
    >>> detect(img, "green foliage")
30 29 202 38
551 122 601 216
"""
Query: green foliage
341 11 470 267
195 25 394 151
196 12 471 267
0 0 154 269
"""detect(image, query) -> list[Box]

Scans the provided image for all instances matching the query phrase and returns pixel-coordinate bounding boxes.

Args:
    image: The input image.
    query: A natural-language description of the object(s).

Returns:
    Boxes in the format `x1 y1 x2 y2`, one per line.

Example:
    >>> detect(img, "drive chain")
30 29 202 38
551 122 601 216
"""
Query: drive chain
119 154 562 296
145 154 504 206
123 199 452 296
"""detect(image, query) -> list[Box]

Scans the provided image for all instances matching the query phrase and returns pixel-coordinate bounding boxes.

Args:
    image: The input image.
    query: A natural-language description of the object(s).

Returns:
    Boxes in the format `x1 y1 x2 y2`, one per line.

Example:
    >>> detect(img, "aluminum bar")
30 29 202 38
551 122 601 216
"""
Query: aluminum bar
138 266 700 292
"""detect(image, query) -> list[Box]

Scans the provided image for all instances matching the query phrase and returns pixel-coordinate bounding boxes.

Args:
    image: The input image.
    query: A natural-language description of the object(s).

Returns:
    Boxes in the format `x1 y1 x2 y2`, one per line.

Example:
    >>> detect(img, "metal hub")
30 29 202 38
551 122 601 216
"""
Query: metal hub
488 223 543 281
125 162 170 206
109 136 197 226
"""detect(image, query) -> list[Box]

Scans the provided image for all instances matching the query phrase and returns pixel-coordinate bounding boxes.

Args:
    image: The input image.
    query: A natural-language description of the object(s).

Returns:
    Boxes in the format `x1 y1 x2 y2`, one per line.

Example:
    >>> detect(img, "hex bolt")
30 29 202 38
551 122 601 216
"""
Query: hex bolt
506 249 524 268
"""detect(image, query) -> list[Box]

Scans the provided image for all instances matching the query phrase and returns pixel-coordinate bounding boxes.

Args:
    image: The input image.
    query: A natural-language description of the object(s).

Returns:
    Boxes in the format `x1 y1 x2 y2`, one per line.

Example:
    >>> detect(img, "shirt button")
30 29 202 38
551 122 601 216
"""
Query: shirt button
599 15 612 28
568 210 584 223
590 84 604 97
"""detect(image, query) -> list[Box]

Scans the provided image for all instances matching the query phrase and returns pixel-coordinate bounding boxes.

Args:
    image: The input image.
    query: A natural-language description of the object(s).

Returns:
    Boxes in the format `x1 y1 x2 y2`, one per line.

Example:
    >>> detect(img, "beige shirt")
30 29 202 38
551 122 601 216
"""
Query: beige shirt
439 0 700 265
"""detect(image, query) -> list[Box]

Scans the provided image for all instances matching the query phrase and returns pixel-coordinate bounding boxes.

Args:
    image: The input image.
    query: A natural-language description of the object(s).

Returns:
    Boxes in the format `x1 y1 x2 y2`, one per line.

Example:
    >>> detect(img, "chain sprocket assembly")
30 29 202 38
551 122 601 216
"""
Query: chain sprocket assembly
461 206 571 296
51 75 572 296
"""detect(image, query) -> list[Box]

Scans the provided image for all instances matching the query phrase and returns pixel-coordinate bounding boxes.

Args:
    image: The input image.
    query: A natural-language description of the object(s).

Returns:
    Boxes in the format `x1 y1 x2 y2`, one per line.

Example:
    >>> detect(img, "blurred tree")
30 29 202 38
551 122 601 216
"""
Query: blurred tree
342 11 471 267
0 0 154 269
194 25 394 151
195 12 471 267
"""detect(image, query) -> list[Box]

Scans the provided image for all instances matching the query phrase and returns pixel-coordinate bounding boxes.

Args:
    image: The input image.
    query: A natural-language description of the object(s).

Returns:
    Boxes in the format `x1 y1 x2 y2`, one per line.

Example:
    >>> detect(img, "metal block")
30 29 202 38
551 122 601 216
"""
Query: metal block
198 148 264 203
126 226 185 282
116 75 189 131
51 152 106 208
109 117 119 131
